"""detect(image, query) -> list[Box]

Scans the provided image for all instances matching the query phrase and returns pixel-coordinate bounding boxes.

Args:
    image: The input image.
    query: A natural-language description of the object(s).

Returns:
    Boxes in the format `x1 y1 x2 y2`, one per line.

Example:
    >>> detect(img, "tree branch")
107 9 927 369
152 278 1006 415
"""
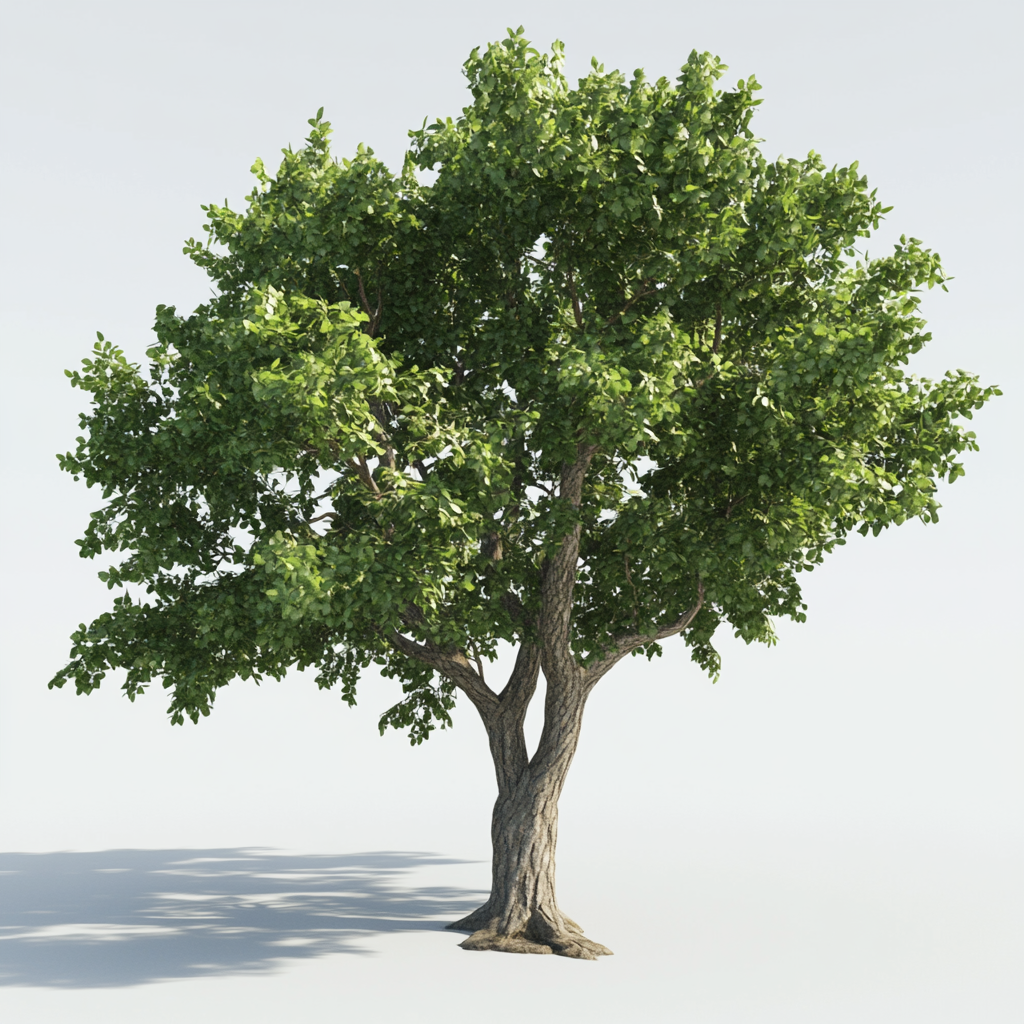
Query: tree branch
387 629 499 714
469 643 487 684
497 641 540 710
524 252 553 270
354 268 383 337
487 641 542 794
606 282 658 325
566 267 584 329
539 443 598 684
369 401 396 473
583 578 705 688
329 266 352 303
350 455 381 495
500 590 529 626
624 554 639 627
722 491 748 519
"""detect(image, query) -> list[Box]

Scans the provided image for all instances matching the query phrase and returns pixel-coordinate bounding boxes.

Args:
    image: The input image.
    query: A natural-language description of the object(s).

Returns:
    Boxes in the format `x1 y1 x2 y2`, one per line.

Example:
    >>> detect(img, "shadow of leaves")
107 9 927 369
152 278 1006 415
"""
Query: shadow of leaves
0 848 485 987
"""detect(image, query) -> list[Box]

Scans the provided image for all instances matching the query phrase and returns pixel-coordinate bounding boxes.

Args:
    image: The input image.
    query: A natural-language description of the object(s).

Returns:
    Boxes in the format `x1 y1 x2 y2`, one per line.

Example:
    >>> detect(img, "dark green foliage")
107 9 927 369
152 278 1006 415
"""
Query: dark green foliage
51 32 997 738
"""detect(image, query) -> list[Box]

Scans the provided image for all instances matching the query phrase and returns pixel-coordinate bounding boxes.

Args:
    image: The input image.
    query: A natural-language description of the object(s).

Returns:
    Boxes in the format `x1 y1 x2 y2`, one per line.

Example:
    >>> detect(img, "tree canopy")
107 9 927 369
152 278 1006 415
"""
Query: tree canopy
52 31 995 742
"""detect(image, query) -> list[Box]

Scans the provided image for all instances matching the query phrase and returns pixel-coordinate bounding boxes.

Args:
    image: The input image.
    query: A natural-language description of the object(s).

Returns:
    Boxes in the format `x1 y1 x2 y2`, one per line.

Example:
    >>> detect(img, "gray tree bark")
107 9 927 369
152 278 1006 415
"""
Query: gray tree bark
447 642 613 958
393 445 702 958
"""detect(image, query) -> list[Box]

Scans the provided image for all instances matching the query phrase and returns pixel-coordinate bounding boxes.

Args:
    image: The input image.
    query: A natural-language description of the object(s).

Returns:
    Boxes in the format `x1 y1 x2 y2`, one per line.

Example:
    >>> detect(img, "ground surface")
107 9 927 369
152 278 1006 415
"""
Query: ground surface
1 829 1020 1023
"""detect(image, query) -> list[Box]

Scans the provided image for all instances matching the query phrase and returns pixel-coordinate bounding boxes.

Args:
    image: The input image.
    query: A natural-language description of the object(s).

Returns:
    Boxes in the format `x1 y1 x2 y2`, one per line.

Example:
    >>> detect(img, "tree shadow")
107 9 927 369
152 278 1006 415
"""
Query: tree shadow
0 848 485 987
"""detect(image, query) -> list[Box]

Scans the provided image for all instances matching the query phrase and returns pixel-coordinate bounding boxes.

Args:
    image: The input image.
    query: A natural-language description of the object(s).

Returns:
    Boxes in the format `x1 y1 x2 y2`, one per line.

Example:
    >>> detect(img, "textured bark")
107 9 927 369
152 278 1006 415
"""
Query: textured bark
447 650 612 959
394 445 701 958
447 446 611 958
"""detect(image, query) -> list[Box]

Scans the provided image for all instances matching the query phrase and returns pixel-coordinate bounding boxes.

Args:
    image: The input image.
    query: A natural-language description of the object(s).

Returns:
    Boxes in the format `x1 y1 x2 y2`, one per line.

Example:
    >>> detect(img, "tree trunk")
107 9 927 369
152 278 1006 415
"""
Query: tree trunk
402 447 697 958
445 446 613 957
447 652 612 959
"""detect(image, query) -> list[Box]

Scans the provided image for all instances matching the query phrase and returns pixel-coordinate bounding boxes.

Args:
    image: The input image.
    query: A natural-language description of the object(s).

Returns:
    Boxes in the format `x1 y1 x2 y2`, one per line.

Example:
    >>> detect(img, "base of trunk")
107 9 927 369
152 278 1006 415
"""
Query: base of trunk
446 907 613 960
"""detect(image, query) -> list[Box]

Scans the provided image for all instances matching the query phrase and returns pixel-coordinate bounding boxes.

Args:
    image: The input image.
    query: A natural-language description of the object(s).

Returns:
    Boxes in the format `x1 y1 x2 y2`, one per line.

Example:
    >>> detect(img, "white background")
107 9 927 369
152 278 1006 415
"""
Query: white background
1 1 1020 1020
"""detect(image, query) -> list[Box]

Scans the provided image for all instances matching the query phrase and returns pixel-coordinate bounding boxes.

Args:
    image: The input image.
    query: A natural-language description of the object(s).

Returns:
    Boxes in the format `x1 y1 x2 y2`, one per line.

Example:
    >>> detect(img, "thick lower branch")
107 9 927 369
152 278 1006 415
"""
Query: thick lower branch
386 629 497 713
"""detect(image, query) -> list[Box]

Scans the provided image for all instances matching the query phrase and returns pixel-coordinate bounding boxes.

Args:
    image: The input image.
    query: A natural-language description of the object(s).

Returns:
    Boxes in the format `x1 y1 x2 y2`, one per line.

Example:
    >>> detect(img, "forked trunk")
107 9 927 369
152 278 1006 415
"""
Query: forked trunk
413 448 696 957
446 446 619 957
447 652 612 959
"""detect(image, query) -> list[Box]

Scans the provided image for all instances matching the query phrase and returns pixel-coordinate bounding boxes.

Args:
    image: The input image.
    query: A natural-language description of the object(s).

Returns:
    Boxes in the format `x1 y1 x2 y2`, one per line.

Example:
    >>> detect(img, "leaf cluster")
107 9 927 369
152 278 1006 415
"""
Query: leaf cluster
51 31 998 737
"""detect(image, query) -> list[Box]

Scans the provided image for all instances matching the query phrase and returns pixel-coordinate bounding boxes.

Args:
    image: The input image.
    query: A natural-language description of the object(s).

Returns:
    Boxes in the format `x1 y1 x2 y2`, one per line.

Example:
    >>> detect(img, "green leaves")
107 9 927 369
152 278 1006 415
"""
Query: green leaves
51 31 997 736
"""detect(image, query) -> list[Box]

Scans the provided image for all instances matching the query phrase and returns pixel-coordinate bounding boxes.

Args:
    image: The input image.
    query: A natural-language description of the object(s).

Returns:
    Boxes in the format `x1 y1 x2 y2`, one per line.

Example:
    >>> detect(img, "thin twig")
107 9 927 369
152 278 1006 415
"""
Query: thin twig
354 269 382 336
354 268 373 319
606 283 658 325
524 252 554 270
331 267 352 302
567 266 584 329
723 492 748 519
624 554 639 626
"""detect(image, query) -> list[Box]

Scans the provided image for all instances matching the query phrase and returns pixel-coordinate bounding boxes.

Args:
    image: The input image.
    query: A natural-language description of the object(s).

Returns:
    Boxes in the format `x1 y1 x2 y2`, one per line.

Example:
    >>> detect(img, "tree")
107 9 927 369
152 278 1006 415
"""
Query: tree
51 31 997 959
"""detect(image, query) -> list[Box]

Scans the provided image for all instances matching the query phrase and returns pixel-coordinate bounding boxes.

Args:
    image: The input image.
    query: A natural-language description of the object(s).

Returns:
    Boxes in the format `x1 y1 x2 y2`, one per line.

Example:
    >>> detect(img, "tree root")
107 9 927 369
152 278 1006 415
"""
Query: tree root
457 929 612 959
446 908 612 959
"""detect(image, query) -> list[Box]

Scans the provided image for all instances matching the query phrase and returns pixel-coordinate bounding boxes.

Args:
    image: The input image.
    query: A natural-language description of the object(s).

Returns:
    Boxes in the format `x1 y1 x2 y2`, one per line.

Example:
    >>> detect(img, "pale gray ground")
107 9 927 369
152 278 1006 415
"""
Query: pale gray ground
1 1 1021 1021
